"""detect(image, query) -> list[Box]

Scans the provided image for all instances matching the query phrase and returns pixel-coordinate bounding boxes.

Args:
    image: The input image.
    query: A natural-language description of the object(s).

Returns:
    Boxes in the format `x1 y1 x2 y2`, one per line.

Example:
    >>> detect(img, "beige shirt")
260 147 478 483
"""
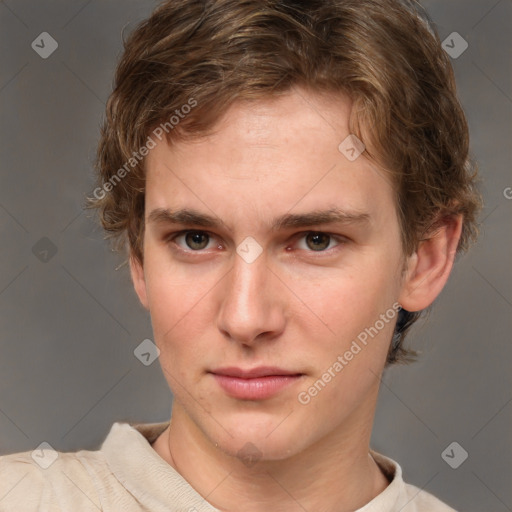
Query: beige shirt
0 421 457 511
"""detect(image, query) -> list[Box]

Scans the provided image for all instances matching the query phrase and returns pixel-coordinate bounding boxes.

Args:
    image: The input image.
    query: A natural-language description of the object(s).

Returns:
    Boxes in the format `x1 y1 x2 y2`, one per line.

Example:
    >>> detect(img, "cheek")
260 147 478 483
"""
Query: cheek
142 249 216 356
291 259 399 340
295 272 399 418
288 260 402 397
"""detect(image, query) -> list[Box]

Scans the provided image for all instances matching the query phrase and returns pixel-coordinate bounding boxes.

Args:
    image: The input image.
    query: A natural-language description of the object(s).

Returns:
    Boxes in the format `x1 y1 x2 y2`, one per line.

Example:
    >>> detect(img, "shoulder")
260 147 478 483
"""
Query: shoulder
0 448 108 511
0 451 45 511
369 449 458 512
402 482 458 511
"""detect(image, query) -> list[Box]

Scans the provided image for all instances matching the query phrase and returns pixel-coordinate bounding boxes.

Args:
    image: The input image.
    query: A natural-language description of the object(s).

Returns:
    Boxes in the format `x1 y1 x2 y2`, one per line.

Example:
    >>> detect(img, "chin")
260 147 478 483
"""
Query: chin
220 433 304 464
207 412 311 463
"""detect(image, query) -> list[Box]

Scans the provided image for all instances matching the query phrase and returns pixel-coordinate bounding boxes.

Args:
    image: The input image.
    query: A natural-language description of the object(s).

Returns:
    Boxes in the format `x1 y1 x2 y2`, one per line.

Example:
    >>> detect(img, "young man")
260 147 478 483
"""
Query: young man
0 0 481 510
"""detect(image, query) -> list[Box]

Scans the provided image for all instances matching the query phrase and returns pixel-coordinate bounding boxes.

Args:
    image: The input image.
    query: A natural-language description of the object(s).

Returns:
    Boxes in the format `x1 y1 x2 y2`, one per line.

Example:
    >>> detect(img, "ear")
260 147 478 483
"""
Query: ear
129 253 149 310
398 214 463 312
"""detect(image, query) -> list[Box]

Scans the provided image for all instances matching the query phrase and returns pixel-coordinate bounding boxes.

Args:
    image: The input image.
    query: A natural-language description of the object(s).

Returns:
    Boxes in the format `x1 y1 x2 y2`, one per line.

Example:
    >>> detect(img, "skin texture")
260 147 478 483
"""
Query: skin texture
130 87 463 512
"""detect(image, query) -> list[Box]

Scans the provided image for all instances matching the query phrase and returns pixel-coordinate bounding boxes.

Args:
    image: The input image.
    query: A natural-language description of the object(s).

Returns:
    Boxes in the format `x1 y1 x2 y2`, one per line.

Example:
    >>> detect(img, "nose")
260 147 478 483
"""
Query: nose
216 249 286 346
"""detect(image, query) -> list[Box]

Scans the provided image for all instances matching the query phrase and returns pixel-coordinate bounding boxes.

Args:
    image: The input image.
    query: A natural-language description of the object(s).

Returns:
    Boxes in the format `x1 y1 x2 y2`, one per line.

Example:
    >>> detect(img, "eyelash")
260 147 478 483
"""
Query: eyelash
165 230 347 256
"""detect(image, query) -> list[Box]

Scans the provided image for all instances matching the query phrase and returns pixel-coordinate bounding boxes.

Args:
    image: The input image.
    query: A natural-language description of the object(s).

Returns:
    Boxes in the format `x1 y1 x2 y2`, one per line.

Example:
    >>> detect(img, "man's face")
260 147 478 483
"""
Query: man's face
136 88 408 460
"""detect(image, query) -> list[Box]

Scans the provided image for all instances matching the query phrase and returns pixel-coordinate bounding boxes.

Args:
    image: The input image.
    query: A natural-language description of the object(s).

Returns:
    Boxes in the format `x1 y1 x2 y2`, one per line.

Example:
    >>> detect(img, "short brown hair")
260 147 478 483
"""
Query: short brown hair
89 0 482 365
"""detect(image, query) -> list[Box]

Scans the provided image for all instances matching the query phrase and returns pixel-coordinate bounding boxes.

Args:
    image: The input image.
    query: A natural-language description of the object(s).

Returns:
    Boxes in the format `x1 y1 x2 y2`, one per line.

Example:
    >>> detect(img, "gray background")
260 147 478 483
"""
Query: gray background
0 1 511 510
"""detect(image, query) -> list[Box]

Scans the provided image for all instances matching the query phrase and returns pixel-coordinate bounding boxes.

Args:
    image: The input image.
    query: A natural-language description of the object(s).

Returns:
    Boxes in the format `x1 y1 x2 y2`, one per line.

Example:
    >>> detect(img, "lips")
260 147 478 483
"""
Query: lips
211 366 301 378
209 366 303 400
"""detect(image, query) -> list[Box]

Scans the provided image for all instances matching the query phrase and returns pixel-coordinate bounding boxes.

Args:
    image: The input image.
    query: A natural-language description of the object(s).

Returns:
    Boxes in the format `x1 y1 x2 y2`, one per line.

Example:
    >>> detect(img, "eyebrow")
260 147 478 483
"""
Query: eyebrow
147 207 370 232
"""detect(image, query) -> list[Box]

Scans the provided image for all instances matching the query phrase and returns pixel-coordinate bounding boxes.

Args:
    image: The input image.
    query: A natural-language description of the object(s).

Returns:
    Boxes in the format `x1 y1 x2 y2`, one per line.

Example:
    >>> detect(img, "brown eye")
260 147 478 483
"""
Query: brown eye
184 231 210 250
305 232 331 251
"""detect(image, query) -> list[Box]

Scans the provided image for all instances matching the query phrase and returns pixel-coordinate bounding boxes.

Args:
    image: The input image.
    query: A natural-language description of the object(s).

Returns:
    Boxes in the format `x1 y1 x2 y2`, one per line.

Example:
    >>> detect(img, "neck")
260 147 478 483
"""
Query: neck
153 394 389 512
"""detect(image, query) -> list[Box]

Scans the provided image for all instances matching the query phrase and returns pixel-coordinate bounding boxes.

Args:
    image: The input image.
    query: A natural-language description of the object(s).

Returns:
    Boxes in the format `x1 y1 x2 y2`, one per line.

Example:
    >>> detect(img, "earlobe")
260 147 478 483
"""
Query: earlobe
129 254 149 310
398 215 463 313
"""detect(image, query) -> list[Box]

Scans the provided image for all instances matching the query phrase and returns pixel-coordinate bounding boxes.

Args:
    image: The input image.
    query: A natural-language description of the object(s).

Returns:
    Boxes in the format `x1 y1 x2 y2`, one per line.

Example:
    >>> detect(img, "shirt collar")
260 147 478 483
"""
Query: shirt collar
102 421 409 511
102 421 219 511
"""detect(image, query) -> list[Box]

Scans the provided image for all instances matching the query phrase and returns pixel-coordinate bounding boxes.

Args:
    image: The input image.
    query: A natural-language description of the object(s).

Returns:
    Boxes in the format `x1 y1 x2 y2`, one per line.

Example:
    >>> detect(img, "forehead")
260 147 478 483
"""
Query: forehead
144 89 396 232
